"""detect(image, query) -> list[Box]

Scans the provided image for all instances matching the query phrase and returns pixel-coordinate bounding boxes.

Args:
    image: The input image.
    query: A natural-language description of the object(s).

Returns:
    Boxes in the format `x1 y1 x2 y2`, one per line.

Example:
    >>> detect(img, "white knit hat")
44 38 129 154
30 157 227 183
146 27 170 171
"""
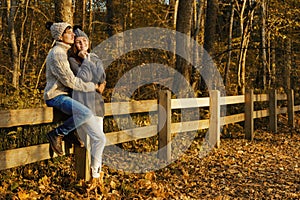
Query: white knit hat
49 22 72 40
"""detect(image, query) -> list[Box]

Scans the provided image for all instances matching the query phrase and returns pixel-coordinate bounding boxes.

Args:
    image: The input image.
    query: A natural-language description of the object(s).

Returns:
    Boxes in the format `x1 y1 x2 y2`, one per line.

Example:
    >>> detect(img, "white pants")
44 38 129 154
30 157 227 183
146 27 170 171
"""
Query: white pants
77 116 106 178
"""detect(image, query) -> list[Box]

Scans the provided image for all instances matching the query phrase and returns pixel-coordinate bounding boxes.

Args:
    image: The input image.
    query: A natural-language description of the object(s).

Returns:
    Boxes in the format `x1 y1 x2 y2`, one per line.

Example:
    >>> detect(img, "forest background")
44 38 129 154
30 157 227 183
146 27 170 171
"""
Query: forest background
0 0 299 153
0 0 300 199
0 0 299 151
0 0 299 110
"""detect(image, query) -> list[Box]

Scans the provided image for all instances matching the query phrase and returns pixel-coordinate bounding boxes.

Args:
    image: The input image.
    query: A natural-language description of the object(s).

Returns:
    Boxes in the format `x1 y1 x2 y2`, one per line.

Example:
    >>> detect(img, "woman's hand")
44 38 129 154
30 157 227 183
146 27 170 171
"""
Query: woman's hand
78 50 88 59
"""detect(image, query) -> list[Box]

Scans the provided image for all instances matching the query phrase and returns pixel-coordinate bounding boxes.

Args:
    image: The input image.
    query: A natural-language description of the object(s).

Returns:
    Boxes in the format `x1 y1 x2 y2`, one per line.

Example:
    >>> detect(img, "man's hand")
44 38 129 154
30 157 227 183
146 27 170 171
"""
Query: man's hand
95 81 106 94
98 81 106 94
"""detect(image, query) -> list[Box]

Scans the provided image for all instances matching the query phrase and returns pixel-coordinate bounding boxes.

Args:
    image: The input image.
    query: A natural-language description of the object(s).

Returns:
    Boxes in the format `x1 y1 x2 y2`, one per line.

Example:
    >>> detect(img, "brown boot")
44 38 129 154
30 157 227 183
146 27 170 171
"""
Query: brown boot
63 131 84 147
47 130 64 156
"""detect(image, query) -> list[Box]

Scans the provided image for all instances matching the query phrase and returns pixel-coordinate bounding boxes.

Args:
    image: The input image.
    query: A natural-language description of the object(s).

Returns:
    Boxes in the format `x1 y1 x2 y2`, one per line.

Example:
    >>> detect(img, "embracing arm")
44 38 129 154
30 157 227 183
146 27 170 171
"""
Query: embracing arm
68 57 80 75
50 52 96 92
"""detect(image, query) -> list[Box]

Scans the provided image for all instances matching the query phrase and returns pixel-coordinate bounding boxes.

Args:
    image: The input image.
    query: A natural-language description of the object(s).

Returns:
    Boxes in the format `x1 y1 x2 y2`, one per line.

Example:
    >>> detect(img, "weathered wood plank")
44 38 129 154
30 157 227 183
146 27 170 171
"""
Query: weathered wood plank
254 93 269 102
0 125 157 170
171 119 209 133
171 98 210 109
0 142 72 171
0 100 158 128
105 125 157 146
0 107 54 128
294 105 300 112
277 93 287 101
220 95 244 105
254 109 269 118
221 113 245 125
252 108 286 119
104 100 158 116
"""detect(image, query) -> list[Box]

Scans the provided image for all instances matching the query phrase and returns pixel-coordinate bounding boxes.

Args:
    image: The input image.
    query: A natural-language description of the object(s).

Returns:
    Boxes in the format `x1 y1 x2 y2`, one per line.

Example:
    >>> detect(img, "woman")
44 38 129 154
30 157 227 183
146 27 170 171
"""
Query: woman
44 22 105 188
68 26 107 188
69 26 106 118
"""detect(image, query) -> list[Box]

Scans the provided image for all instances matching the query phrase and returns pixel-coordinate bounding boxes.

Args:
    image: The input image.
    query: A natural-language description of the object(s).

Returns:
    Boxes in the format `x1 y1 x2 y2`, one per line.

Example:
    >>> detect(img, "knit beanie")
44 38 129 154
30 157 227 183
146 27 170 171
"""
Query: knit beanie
73 26 89 41
46 22 71 40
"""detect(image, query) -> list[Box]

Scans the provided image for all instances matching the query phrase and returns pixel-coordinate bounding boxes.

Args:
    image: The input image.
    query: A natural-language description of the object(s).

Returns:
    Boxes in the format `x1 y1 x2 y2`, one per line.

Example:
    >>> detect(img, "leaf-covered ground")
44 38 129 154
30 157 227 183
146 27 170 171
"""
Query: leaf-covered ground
0 119 299 199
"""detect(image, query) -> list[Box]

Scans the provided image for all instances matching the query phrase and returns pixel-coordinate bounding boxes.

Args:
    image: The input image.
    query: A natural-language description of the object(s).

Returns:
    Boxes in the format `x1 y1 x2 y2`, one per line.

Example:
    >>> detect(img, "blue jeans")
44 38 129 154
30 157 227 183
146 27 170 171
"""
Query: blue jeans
46 95 93 135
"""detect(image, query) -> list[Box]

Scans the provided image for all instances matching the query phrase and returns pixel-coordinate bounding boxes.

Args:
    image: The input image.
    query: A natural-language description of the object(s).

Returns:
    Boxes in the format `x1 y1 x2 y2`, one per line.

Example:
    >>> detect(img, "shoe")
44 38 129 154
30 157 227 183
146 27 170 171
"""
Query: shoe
86 171 104 191
47 130 64 156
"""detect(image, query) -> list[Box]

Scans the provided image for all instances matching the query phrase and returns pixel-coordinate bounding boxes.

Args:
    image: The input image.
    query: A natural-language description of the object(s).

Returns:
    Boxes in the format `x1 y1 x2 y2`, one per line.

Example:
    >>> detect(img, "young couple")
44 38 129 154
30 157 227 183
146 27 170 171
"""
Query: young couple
44 22 106 189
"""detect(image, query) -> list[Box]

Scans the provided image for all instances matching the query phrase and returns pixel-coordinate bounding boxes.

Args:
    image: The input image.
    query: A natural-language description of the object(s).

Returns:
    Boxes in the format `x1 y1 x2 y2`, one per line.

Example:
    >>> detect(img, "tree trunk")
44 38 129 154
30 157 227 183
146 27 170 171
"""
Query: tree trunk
173 0 179 29
270 40 276 88
237 0 256 94
106 0 120 36
0 0 3 41
224 0 234 87
106 0 124 80
74 0 86 29
20 0 30 85
204 0 218 55
54 0 73 24
237 0 246 94
203 0 218 90
191 0 205 94
260 0 268 89
88 0 93 41
7 0 20 89
285 39 292 92
174 0 193 97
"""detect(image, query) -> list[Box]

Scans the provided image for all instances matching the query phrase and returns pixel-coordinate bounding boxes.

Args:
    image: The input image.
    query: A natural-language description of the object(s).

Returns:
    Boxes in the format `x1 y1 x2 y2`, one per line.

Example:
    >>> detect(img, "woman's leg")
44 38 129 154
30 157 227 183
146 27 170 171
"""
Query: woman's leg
77 116 106 178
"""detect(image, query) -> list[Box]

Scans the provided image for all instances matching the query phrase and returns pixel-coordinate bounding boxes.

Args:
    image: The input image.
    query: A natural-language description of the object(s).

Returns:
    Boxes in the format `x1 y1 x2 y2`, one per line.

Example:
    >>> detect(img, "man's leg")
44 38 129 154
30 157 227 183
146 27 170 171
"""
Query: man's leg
46 95 93 155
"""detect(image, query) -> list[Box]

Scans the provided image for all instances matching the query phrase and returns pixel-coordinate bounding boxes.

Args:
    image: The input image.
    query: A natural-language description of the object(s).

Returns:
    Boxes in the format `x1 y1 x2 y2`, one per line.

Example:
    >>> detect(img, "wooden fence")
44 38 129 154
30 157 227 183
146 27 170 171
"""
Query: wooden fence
0 89 298 180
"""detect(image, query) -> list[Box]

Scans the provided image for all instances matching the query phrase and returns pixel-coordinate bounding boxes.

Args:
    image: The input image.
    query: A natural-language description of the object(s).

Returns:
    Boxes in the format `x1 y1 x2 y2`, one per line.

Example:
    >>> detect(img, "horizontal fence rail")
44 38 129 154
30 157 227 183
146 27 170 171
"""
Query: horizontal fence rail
0 89 299 180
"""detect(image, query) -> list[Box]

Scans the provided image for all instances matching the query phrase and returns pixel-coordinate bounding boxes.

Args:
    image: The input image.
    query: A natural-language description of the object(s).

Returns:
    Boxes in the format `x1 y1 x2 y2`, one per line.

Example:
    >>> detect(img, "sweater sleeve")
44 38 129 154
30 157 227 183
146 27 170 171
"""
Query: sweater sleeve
49 51 95 92
90 53 106 84
77 58 94 83
96 59 106 84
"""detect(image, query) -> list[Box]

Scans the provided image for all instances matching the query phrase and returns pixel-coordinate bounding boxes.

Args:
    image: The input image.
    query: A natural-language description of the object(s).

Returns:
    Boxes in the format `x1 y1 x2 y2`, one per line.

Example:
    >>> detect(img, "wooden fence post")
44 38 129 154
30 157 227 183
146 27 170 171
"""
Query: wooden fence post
269 89 277 133
74 135 91 181
158 90 171 161
209 90 220 148
287 89 294 128
245 89 254 140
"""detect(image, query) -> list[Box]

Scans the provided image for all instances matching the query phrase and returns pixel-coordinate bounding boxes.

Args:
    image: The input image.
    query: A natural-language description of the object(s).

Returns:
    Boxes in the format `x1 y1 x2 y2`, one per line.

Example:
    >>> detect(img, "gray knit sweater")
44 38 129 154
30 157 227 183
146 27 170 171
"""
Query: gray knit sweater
69 53 106 117
44 41 95 100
